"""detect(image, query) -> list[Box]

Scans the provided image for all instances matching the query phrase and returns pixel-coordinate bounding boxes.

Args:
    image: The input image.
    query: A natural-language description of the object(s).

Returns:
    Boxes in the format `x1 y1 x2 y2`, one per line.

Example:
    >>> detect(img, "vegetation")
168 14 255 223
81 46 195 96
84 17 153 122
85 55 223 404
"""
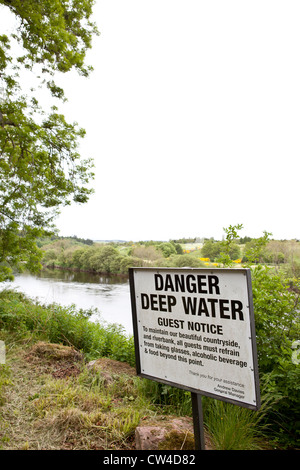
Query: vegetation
0 289 136 366
0 334 149 449
0 0 98 282
38 231 300 279
39 238 206 274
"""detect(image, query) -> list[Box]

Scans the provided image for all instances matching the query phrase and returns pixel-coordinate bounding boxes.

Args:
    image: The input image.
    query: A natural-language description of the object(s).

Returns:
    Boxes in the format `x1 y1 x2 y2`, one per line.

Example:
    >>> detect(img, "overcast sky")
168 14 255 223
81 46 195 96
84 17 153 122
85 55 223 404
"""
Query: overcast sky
3 1 300 241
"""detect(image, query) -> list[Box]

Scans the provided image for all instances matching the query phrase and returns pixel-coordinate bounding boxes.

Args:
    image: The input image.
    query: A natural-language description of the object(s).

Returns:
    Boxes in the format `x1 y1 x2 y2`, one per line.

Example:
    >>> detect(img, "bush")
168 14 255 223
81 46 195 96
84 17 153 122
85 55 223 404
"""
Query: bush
157 242 177 258
89 246 119 273
250 265 300 446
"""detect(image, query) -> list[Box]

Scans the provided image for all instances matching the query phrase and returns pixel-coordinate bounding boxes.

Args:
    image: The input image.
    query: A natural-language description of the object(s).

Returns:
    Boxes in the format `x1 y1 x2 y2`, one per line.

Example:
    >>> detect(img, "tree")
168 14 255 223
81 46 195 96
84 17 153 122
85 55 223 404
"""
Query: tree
158 242 177 258
201 240 222 261
243 231 272 264
216 224 243 266
0 0 98 280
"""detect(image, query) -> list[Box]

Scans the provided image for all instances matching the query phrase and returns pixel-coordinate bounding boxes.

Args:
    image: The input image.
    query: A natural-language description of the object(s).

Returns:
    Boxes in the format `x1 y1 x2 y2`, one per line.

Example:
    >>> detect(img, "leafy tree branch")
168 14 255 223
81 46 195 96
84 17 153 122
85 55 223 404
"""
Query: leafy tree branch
0 0 98 280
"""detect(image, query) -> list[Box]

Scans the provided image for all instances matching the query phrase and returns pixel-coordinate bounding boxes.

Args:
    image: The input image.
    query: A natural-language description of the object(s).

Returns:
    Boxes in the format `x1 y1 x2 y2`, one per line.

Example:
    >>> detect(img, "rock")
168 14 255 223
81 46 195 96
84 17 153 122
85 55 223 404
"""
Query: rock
135 425 167 450
135 416 213 450
135 417 194 450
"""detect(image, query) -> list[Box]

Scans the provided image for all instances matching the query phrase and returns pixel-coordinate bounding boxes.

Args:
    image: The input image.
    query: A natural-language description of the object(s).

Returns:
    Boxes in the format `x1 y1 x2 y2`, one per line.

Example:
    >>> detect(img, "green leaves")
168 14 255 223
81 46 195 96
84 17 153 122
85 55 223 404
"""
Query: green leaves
216 224 243 267
1 0 99 76
0 101 94 278
244 231 272 264
0 0 97 280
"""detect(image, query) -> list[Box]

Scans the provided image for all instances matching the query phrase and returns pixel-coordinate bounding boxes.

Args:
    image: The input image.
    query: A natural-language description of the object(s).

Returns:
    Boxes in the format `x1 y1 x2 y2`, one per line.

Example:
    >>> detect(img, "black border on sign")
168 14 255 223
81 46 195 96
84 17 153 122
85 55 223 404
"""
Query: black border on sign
129 267 261 411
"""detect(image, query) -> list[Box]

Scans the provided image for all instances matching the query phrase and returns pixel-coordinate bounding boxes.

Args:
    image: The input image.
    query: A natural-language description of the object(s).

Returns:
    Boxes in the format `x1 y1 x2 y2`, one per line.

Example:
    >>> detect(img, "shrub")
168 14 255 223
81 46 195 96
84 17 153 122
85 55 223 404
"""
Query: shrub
250 265 300 446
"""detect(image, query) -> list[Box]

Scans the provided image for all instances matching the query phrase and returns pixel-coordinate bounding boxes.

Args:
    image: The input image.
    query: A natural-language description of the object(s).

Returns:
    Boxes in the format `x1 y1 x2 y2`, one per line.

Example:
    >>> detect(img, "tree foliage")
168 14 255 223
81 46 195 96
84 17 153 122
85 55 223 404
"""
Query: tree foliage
216 223 243 266
0 0 98 77
201 239 241 263
0 0 98 280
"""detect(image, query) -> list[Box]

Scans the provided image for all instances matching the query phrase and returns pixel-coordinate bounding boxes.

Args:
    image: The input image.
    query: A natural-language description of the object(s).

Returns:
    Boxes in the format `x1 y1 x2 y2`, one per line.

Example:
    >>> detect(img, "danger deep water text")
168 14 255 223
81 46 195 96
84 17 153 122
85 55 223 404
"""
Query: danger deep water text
139 273 245 322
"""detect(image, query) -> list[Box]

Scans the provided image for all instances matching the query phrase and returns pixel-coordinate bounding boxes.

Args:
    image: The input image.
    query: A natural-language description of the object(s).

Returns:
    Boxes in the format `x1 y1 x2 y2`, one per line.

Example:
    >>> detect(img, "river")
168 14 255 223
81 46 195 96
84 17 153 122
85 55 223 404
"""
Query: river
2 269 133 335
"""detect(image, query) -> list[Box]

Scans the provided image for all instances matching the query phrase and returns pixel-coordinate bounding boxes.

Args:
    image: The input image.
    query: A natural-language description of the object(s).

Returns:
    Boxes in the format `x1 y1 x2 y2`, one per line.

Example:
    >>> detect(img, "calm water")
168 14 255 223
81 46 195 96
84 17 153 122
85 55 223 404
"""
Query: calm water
3 269 133 335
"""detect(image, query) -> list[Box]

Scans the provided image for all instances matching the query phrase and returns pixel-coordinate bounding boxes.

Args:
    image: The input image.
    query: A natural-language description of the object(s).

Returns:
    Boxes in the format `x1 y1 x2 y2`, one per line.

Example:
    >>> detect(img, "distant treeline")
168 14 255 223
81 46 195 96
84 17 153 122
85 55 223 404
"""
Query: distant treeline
41 239 205 275
37 235 94 248
39 236 300 278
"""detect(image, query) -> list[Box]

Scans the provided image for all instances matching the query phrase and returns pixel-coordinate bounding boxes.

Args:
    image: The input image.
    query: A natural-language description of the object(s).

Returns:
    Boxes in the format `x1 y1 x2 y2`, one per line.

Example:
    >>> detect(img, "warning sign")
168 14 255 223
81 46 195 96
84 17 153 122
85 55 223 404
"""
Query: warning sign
129 267 260 410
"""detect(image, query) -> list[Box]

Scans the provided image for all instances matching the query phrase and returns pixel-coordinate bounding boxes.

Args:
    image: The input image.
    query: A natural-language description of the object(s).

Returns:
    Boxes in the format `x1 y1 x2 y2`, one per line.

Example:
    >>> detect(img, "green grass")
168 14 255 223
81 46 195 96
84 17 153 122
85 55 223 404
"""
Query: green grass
203 394 274 450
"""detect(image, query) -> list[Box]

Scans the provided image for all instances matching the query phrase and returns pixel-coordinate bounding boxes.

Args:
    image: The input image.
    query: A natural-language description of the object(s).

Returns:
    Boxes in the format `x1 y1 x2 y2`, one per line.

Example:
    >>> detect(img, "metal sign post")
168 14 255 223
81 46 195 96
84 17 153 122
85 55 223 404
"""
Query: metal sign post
191 393 206 450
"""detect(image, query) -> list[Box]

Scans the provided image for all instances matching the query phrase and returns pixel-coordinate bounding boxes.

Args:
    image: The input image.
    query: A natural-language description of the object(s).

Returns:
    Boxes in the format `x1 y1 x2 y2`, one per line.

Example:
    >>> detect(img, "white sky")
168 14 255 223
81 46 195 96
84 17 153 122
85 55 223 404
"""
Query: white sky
2 1 300 241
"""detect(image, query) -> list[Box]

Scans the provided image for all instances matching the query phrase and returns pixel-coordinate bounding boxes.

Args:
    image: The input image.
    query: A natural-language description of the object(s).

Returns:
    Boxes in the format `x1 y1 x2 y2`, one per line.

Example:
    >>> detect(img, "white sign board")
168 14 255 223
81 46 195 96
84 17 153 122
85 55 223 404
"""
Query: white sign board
129 268 260 410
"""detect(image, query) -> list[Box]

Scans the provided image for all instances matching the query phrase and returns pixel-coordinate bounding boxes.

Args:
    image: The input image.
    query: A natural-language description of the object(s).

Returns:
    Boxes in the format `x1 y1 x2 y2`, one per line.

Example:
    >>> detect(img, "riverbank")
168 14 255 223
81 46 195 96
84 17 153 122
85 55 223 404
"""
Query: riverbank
4 269 133 335
0 290 199 450
0 290 294 450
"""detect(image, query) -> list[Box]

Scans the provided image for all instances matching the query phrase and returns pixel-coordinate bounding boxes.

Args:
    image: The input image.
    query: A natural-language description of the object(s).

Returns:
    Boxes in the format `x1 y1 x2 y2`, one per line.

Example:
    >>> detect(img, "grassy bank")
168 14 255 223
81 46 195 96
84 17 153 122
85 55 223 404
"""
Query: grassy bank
0 289 295 450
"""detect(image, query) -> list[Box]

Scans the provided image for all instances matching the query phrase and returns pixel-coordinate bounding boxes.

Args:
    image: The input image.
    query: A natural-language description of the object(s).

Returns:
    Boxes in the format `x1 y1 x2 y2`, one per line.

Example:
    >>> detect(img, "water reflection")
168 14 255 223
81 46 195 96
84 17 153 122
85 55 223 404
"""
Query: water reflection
37 268 126 285
4 269 133 335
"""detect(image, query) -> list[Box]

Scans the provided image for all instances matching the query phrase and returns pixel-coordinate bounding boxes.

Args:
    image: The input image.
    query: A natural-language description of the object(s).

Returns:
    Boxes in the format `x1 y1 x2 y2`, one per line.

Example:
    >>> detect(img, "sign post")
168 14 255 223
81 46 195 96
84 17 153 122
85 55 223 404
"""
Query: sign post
129 267 260 450
191 392 206 450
